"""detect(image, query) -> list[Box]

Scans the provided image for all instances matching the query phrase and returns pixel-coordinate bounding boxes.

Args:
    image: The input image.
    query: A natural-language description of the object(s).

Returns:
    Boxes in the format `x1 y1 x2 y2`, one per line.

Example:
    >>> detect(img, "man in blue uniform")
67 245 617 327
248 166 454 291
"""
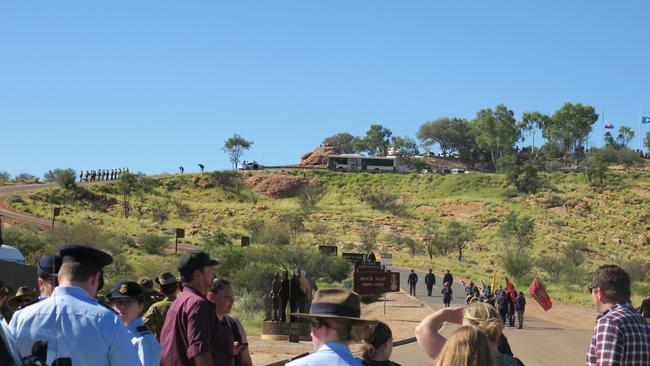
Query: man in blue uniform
9 244 141 365
108 280 161 366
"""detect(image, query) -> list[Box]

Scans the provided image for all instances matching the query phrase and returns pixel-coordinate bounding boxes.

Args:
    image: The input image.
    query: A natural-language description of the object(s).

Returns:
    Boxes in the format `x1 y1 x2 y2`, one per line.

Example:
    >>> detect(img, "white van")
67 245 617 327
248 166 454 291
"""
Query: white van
0 245 25 265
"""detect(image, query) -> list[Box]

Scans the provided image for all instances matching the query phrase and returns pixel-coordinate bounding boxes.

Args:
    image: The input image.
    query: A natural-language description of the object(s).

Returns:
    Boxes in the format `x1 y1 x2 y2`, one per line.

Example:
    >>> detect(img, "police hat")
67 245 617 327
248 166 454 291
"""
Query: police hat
107 281 144 301
58 244 113 269
177 251 218 277
37 255 63 279
155 272 178 286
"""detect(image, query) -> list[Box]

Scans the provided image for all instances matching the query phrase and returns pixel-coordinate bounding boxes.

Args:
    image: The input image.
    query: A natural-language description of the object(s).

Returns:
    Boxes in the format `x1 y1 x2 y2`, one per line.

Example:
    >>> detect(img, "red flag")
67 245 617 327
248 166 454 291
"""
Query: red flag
504 276 517 304
528 277 552 311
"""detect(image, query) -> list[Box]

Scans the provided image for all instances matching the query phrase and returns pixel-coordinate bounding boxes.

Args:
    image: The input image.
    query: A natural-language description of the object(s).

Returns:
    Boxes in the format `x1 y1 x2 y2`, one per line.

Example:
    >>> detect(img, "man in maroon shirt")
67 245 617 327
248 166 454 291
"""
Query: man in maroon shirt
160 250 219 366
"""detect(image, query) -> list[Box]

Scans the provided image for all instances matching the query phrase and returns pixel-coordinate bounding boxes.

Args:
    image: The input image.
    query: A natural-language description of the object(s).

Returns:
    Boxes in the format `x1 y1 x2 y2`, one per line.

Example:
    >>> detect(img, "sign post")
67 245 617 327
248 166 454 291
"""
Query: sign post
241 236 250 247
175 228 185 253
52 207 61 228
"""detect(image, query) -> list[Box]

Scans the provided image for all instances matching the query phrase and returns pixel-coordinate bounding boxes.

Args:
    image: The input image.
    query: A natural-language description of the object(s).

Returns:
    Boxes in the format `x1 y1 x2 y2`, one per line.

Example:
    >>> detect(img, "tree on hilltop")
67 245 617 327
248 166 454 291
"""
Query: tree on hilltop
223 134 253 170
322 132 361 154
542 103 598 164
358 124 392 156
44 168 77 189
474 104 520 171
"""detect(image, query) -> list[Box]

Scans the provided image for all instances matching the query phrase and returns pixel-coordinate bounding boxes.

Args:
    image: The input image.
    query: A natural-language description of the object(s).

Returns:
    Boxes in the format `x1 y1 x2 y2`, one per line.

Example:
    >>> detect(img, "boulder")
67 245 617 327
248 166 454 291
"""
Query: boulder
299 143 340 167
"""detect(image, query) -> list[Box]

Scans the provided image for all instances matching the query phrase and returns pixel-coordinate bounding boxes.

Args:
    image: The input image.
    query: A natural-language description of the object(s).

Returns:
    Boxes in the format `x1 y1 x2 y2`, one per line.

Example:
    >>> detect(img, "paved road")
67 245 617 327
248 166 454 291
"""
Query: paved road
388 268 594 366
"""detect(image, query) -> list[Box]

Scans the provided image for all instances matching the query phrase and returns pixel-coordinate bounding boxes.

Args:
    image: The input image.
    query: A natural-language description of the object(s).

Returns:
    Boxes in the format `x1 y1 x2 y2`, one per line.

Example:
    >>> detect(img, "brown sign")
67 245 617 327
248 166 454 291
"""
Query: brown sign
318 245 338 256
241 236 250 247
262 321 311 338
354 261 382 273
176 228 185 239
342 252 365 265
353 271 400 295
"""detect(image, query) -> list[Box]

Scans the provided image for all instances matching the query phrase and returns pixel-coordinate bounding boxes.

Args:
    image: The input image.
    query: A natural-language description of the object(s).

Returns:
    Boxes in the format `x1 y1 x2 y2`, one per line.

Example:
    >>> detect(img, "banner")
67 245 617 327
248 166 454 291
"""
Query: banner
528 278 553 311
504 276 517 303
642 116 650 124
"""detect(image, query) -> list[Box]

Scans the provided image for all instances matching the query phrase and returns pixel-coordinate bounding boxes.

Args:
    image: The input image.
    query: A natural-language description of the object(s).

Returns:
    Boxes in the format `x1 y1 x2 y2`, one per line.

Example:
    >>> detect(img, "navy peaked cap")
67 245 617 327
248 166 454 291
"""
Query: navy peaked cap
37 255 63 278
58 244 113 268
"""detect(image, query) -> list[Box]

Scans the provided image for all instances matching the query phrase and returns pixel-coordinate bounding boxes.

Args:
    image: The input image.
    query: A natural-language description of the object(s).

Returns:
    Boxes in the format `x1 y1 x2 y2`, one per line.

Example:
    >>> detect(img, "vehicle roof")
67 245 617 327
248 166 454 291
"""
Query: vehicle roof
0 245 25 261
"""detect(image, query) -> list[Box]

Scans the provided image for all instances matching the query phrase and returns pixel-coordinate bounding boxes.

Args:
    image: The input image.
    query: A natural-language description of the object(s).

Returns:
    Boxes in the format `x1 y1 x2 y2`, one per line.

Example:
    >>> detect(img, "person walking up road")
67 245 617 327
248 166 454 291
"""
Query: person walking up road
407 270 418 296
425 269 436 297
515 292 526 329
442 270 453 287
586 264 650 365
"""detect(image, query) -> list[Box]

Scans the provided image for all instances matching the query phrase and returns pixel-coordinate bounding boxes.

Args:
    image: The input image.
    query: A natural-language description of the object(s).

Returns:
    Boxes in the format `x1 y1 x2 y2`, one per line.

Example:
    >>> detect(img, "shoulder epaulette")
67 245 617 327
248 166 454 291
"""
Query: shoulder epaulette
137 325 151 335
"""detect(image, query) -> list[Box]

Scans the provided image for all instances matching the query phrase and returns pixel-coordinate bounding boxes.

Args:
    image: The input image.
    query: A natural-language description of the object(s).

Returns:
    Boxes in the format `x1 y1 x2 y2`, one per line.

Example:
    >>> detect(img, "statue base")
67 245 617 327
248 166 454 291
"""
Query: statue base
260 321 311 341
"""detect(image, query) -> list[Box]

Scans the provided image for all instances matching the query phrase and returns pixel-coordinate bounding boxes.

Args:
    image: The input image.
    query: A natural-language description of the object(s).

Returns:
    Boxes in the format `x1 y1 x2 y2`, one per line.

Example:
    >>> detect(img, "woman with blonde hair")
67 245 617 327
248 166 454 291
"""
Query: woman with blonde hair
415 303 523 366
433 325 495 366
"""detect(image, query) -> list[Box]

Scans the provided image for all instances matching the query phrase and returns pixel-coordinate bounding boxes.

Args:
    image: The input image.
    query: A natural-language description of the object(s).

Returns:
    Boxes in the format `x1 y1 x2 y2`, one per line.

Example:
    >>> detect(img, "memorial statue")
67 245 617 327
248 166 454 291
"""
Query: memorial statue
179 166 184 174
271 273 281 321
198 163 205 173
279 270 290 322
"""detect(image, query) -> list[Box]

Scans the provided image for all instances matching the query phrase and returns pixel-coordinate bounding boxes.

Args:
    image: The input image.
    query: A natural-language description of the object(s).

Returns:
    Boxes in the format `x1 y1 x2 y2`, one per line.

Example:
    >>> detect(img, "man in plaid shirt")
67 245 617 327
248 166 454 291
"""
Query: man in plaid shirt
586 265 650 365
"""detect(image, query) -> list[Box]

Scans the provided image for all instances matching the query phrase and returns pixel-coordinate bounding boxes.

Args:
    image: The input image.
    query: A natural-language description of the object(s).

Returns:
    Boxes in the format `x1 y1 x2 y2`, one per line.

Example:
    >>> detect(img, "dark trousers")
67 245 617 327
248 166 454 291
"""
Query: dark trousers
426 285 433 296
516 310 524 328
280 297 289 322
409 283 416 296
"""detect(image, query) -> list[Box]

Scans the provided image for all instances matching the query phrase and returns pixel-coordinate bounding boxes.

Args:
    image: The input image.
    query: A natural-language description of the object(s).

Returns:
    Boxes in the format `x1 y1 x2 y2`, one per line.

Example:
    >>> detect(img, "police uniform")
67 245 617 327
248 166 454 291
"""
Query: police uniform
8 244 141 365
107 281 161 366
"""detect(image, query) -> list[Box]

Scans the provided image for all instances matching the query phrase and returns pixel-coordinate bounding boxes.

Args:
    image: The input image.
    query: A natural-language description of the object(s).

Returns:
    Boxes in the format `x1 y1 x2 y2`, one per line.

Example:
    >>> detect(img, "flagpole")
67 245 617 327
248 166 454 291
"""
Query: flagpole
640 105 643 151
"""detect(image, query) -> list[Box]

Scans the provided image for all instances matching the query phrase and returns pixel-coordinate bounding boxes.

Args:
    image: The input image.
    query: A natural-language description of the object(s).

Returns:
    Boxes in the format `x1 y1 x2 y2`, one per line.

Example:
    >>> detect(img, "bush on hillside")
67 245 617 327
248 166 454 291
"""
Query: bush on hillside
14 173 38 183
298 183 326 212
359 188 407 216
0 171 10 181
140 234 168 254
44 168 77 189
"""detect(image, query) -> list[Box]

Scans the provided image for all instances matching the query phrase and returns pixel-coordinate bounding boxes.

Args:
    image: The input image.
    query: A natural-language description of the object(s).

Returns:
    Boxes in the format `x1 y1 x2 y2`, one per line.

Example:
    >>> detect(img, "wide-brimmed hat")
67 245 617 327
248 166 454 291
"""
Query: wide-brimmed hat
155 272 179 286
291 288 372 322
8 286 37 308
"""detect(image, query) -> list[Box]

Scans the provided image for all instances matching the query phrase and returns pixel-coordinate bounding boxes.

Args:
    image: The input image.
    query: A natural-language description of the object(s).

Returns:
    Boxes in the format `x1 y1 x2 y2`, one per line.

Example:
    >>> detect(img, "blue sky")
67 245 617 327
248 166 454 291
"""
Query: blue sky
1 1 649 177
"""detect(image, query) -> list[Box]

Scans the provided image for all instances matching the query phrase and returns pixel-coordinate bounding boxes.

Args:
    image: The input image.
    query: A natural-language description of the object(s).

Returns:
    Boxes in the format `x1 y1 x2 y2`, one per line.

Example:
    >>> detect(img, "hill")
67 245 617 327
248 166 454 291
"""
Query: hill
6 169 650 308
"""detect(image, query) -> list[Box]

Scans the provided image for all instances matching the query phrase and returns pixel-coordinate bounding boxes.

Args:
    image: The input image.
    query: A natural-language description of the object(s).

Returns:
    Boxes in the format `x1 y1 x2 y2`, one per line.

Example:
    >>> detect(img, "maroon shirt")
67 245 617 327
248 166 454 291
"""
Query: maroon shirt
160 285 216 366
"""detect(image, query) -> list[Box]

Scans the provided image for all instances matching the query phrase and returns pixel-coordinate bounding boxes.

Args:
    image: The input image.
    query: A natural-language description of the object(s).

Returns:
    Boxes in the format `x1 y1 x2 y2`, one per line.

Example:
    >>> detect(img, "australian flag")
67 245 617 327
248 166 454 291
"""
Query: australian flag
604 122 614 129
642 116 650 124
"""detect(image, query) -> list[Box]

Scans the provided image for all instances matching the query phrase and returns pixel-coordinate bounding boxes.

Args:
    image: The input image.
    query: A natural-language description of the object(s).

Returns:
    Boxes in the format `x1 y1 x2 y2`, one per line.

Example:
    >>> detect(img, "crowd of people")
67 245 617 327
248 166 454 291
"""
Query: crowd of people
0 245 252 366
79 167 129 182
2 244 650 365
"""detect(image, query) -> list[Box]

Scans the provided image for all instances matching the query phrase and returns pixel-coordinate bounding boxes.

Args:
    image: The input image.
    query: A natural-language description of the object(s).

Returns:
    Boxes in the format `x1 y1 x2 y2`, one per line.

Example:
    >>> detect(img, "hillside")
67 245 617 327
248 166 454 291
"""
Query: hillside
6 169 650 308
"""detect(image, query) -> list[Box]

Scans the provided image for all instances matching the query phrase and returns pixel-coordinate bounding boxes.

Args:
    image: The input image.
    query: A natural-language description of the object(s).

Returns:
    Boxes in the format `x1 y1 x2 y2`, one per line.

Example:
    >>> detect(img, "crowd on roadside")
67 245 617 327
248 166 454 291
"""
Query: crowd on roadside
1 244 650 366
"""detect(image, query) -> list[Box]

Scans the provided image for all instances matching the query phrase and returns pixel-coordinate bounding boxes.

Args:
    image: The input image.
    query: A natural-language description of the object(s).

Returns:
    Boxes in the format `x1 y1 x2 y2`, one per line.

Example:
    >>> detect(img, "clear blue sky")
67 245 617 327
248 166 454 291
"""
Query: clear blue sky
1 1 649 177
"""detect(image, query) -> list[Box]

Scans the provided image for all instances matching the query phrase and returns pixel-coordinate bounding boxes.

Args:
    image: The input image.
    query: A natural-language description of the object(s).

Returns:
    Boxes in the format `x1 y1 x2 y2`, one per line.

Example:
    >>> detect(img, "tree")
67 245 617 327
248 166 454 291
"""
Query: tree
474 104 520 171
445 220 475 262
542 103 598 164
416 118 478 160
223 134 253 170
645 132 650 152
605 126 635 150
581 147 612 184
117 172 140 218
279 211 305 244
360 226 379 253
43 168 77 189
519 111 550 157
323 132 361 154
421 221 452 259
498 213 535 279
0 171 10 182
391 136 419 156
298 184 326 212
359 124 392 156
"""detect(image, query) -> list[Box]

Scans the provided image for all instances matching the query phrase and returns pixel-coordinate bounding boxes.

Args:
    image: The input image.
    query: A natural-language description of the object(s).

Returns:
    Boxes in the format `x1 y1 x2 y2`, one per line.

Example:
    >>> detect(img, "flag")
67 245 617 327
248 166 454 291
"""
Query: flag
528 278 553 311
642 116 650 124
504 276 517 304
490 272 496 294
604 122 614 129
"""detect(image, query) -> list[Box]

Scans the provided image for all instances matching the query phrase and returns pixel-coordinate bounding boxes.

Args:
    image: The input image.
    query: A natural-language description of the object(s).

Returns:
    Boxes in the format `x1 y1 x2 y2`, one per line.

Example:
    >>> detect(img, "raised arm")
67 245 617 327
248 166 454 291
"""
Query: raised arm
414 307 464 359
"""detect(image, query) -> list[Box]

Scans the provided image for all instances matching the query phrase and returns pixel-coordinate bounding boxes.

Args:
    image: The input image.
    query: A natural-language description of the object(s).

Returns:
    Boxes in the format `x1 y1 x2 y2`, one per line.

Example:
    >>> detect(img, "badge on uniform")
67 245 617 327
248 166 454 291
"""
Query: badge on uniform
119 284 129 295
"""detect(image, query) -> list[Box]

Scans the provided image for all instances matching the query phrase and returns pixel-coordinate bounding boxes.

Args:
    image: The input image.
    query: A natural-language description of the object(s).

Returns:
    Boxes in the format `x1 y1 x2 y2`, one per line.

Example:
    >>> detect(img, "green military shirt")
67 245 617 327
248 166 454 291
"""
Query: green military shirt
141 295 175 340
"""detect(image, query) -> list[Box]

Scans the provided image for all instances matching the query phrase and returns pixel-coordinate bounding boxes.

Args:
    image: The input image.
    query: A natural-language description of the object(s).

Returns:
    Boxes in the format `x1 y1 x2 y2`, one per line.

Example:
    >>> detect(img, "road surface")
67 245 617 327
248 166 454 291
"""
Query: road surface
389 268 594 366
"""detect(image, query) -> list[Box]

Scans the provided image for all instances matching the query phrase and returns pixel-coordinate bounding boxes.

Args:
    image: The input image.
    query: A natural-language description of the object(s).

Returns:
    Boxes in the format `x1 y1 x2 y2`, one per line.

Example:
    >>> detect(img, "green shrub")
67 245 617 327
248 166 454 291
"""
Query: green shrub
44 168 77 189
140 234 168 254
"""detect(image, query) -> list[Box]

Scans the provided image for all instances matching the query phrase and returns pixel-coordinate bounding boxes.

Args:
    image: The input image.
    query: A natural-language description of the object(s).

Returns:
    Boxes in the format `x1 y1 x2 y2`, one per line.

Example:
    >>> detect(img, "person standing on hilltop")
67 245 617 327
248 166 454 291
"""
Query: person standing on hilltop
425 269 436 297
407 270 418 296
586 265 650 365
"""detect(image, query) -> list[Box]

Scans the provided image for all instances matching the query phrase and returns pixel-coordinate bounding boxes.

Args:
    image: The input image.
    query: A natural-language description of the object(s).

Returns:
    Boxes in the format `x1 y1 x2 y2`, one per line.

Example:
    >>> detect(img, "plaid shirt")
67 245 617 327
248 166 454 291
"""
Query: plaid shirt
586 302 650 366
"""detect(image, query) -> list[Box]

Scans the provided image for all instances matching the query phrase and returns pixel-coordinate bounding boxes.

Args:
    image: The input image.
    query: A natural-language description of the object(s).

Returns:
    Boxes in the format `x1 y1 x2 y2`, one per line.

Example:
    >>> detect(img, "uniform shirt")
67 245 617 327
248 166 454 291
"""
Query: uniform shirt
0 314 21 366
8 286 140 365
586 302 650 366
286 342 363 366
159 285 216 366
142 295 176 340
126 317 161 366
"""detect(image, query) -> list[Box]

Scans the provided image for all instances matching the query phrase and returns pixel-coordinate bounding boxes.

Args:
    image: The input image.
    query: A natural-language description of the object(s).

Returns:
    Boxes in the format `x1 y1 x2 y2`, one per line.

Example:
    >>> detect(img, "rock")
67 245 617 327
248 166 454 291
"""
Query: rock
245 174 311 198
299 143 340 167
